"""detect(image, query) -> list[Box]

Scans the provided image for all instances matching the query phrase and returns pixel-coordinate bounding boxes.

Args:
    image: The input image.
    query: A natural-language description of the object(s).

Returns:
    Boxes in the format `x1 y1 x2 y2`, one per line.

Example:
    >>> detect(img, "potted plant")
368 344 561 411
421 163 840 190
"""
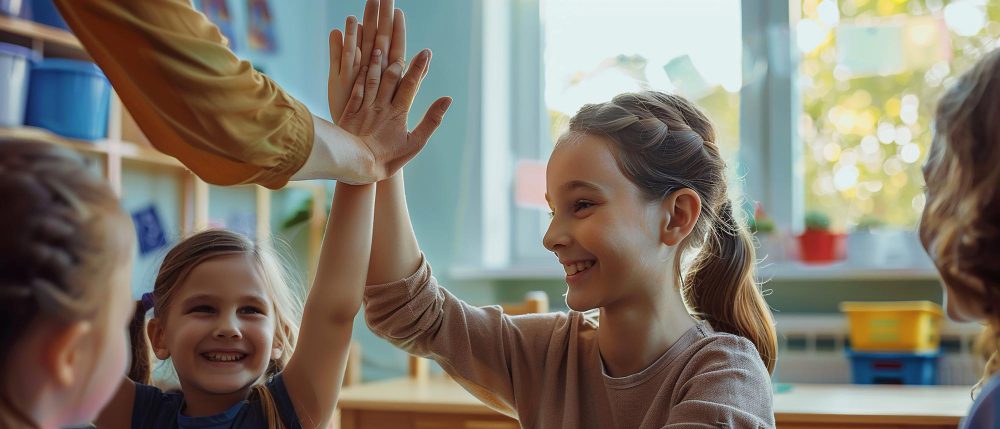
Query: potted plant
847 216 883 267
749 202 784 262
798 211 844 264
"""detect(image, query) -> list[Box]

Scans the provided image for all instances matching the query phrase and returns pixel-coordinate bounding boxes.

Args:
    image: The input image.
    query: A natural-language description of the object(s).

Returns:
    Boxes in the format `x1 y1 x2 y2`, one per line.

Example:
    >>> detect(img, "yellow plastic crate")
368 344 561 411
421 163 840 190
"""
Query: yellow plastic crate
840 301 944 352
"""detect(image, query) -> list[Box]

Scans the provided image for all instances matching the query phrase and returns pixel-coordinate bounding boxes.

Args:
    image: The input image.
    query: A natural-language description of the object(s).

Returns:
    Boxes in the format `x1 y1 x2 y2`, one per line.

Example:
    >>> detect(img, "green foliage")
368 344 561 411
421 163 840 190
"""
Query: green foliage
800 0 1000 229
805 211 831 231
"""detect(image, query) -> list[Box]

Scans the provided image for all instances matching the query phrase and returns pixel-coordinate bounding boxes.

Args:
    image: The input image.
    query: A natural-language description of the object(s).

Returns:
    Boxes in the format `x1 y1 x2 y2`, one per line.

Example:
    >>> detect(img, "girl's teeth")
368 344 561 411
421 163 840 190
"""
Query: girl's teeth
564 261 594 276
205 353 245 362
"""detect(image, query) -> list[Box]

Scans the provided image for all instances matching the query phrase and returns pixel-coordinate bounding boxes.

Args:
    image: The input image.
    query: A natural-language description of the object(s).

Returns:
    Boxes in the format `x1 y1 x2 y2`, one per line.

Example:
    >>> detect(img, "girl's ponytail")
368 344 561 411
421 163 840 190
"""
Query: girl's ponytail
128 297 153 384
684 201 777 373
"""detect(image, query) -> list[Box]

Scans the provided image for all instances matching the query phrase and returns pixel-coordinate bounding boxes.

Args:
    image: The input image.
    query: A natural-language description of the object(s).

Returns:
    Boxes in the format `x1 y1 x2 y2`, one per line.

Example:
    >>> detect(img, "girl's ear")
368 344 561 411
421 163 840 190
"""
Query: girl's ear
271 339 284 361
660 188 702 246
146 318 170 360
44 320 93 387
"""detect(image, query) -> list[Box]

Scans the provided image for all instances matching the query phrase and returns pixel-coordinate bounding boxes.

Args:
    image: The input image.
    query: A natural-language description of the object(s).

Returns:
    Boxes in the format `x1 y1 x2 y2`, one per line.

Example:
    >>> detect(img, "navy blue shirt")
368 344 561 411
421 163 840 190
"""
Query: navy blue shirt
963 374 1000 429
131 374 300 429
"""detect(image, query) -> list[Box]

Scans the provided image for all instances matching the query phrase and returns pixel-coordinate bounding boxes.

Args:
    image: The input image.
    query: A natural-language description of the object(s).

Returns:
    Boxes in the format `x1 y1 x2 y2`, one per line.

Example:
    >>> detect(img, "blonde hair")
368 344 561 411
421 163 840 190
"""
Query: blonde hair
0 139 132 428
129 229 303 428
922 48 1000 393
563 91 777 373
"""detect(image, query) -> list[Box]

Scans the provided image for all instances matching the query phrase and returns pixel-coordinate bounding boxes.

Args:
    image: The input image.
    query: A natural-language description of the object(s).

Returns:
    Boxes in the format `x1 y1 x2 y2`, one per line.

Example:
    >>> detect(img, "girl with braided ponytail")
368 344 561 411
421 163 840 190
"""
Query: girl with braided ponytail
0 139 136 429
363 90 775 427
918 48 1000 429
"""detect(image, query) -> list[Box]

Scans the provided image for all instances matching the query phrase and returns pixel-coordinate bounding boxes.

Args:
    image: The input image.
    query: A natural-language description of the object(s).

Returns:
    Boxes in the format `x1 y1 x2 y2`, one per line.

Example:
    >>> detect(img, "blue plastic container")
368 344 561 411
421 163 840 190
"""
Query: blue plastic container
26 59 110 140
1 0 25 17
847 350 939 385
30 0 68 30
0 42 33 127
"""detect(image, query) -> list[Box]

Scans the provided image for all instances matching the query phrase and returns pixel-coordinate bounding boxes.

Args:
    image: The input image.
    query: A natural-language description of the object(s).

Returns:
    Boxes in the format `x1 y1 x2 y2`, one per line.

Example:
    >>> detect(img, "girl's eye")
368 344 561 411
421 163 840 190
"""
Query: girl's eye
572 200 595 213
239 306 265 315
188 305 215 314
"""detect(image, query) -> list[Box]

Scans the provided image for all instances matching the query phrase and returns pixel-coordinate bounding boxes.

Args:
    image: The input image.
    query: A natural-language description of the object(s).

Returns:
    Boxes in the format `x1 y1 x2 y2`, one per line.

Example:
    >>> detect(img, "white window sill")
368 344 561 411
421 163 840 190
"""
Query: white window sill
450 261 939 282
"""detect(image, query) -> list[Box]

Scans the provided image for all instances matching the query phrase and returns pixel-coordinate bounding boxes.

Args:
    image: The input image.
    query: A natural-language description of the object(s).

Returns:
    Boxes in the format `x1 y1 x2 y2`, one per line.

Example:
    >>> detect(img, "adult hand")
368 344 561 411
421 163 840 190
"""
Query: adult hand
338 47 452 179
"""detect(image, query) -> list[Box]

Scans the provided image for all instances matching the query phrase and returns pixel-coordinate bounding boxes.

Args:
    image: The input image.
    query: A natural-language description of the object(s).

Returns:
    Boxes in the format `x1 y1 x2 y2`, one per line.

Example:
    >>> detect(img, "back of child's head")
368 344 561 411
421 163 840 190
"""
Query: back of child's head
0 139 133 427
563 91 777 372
923 47 1000 311
128 229 302 427
922 48 1000 385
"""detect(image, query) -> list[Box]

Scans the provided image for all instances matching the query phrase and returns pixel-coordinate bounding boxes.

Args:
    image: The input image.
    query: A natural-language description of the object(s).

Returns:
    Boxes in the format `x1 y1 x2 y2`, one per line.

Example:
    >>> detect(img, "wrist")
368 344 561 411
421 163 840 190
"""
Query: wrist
290 115 376 184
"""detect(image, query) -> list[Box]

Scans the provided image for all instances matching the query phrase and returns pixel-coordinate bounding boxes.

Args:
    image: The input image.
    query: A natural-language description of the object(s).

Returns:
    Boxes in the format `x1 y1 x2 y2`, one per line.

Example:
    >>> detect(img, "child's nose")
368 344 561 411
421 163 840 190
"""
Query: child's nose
542 220 571 252
213 314 242 339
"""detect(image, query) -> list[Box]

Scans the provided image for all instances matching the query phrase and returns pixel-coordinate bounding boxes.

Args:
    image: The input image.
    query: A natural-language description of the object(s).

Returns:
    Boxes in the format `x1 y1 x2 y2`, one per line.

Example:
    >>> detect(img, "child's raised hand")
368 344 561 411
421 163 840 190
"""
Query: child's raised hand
329 0 404 124
327 15 361 123
338 47 451 179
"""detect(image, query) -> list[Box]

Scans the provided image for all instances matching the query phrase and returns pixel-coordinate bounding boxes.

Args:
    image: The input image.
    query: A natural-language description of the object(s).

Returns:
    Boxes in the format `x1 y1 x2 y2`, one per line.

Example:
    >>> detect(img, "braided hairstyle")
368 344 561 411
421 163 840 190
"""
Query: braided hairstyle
563 91 777 373
0 139 131 426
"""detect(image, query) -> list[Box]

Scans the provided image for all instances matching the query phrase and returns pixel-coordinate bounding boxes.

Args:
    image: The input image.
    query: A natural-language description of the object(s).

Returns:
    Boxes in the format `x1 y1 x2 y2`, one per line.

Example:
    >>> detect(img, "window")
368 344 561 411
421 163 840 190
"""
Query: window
798 0 999 228
505 0 744 265
464 0 997 277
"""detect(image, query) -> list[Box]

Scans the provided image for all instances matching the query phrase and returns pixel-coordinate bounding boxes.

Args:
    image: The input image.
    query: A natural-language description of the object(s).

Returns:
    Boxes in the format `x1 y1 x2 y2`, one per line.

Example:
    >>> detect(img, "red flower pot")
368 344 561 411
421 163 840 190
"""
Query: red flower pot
798 230 846 264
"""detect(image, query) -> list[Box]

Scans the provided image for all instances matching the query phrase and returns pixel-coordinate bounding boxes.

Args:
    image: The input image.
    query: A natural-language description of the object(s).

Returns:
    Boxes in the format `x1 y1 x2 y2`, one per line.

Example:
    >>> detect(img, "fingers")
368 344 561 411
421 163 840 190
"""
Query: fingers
388 9 406 67
408 96 453 152
362 49 383 107
375 59 404 108
344 65 367 117
329 29 344 76
340 16 358 75
375 0 395 69
360 0 378 66
392 49 431 112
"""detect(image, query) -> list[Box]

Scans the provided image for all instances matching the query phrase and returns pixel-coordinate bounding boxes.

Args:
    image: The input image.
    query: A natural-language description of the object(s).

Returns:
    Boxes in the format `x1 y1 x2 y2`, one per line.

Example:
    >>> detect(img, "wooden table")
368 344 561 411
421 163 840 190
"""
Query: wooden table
337 377 971 429
773 384 971 428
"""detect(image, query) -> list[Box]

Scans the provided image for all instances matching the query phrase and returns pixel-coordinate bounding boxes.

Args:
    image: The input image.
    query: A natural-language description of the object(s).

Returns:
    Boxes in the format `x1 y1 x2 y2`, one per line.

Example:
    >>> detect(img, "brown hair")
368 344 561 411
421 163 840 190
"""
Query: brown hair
129 229 303 428
922 48 1000 390
563 91 777 373
0 139 131 427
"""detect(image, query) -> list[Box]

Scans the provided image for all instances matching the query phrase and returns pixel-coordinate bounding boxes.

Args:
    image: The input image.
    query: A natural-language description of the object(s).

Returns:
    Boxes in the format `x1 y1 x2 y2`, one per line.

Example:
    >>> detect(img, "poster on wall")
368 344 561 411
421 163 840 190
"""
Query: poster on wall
132 205 168 256
247 0 277 53
197 0 238 50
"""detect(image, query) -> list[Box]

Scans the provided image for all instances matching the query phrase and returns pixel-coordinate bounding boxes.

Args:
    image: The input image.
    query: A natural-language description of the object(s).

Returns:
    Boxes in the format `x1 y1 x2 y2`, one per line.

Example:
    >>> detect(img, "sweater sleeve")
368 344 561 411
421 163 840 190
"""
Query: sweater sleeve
364 256 567 419
53 0 312 189
664 336 775 428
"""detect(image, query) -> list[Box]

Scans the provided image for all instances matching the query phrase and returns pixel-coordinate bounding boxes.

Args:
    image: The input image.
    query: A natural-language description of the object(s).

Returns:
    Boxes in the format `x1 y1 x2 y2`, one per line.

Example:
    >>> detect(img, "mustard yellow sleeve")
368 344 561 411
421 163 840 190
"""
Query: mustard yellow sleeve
53 0 313 189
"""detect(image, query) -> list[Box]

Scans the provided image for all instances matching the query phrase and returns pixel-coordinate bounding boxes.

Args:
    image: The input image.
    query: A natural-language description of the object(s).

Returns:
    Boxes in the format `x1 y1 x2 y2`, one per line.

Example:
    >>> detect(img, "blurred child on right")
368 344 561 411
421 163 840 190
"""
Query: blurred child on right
918 47 1000 428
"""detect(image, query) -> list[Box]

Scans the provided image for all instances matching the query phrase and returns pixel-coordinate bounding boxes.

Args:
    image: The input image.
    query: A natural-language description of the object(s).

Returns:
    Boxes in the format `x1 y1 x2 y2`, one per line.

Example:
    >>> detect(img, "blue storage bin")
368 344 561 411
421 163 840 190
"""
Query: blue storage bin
26 59 110 140
847 350 939 385
1 0 26 17
30 0 68 30
0 42 33 127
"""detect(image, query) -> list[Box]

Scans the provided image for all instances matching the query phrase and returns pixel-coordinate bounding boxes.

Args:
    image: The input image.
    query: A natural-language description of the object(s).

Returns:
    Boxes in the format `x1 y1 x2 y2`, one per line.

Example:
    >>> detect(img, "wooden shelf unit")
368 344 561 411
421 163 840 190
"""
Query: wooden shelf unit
0 15 326 261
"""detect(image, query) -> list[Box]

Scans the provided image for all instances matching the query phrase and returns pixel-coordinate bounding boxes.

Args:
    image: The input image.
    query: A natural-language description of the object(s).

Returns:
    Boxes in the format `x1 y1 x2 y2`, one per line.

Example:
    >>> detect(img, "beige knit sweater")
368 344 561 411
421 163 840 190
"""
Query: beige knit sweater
364 258 775 428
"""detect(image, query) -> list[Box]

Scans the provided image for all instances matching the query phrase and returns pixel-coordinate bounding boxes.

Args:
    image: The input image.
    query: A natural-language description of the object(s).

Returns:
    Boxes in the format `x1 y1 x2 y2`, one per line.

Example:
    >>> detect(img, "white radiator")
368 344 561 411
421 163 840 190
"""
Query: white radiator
773 315 983 386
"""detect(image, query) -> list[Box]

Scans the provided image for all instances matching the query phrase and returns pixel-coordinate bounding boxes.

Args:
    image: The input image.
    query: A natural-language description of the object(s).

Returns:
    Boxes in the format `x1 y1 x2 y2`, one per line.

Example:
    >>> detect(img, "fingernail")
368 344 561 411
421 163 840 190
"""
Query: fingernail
373 49 382 57
347 16 356 25
388 61 403 75
442 98 452 109
420 49 430 64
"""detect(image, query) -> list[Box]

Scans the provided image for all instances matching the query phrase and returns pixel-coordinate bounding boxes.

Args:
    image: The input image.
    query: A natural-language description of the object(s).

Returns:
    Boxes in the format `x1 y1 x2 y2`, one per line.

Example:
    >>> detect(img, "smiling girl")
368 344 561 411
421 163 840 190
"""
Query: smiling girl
363 91 776 428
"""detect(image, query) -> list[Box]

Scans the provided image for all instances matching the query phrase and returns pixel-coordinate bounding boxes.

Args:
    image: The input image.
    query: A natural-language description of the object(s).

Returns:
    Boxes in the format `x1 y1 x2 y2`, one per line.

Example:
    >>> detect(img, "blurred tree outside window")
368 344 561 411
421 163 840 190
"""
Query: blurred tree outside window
799 0 1000 229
